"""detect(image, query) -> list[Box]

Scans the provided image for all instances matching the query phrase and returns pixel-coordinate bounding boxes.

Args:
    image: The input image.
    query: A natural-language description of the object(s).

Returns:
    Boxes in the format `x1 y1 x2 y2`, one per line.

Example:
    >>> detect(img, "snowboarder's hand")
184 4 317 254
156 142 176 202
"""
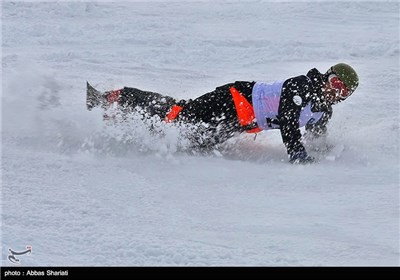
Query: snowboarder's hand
289 151 315 164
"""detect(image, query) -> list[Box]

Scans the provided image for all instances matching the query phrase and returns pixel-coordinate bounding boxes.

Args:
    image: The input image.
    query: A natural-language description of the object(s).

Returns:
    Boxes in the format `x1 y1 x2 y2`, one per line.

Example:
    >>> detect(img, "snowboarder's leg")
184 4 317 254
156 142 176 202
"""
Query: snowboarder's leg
178 82 252 149
86 82 179 119
118 87 177 119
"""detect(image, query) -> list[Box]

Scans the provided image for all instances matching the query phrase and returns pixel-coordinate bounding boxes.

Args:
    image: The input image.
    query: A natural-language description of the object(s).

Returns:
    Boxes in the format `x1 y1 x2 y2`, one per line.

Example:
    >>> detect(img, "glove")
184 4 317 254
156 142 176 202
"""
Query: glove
289 150 315 164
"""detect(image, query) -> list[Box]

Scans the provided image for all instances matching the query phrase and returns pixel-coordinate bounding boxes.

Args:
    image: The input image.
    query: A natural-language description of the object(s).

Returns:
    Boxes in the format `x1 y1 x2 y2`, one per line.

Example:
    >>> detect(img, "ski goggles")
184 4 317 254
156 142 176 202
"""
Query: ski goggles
328 74 350 100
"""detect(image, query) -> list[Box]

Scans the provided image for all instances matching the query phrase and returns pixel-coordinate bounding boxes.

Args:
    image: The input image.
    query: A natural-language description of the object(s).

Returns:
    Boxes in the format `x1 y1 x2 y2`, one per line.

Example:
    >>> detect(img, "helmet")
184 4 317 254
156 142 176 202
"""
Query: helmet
326 63 359 98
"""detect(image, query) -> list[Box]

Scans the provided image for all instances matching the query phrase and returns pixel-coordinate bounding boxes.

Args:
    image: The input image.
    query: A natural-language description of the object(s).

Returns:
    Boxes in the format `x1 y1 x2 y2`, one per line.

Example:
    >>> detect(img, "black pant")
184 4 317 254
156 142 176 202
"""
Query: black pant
118 81 255 149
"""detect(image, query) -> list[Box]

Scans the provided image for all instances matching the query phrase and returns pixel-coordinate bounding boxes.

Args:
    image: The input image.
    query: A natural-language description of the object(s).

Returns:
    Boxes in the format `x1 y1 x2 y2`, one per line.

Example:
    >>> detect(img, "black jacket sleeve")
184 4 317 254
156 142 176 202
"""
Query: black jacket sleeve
306 69 333 137
278 68 327 158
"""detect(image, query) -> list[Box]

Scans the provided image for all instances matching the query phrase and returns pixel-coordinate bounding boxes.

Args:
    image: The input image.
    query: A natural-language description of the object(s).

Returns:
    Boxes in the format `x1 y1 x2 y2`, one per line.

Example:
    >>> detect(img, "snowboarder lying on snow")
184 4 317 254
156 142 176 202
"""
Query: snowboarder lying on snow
86 63 359 164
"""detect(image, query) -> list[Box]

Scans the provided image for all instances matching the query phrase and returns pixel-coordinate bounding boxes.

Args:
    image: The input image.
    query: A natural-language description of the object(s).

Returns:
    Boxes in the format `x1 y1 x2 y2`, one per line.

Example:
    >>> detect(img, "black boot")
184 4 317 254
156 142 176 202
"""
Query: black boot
86 82 107 110
86 82 121 110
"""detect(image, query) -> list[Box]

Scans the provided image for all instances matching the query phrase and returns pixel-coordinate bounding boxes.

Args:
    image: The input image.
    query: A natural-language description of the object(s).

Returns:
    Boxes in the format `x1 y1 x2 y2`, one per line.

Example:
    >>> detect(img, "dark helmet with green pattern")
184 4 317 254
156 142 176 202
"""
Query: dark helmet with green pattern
326 63 359 100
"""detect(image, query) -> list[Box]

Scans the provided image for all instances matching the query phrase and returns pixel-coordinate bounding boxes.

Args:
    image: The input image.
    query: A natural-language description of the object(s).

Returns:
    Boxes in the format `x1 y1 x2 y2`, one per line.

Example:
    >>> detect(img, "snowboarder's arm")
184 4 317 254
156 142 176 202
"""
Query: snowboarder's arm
278 76 314 164
304 68 332 138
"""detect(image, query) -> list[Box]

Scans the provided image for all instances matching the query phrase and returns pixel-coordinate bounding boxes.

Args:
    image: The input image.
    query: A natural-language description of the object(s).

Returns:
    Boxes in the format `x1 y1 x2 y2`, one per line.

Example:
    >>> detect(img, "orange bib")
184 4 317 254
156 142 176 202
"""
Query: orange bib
229 87 262 133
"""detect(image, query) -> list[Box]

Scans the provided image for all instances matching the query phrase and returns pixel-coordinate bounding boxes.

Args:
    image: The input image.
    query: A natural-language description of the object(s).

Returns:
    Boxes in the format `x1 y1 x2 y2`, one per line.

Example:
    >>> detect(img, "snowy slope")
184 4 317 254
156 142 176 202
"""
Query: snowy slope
1 1 399 266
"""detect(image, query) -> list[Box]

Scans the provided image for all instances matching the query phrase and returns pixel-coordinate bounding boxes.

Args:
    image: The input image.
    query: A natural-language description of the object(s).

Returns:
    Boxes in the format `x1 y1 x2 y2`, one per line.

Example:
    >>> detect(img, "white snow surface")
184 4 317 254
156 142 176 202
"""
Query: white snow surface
1 1 399 266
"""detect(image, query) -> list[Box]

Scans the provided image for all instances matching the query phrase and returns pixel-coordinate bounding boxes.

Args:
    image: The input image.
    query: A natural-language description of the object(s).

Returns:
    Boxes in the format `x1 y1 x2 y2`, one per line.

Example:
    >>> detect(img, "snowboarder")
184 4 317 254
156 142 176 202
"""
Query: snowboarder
86 63 359 164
